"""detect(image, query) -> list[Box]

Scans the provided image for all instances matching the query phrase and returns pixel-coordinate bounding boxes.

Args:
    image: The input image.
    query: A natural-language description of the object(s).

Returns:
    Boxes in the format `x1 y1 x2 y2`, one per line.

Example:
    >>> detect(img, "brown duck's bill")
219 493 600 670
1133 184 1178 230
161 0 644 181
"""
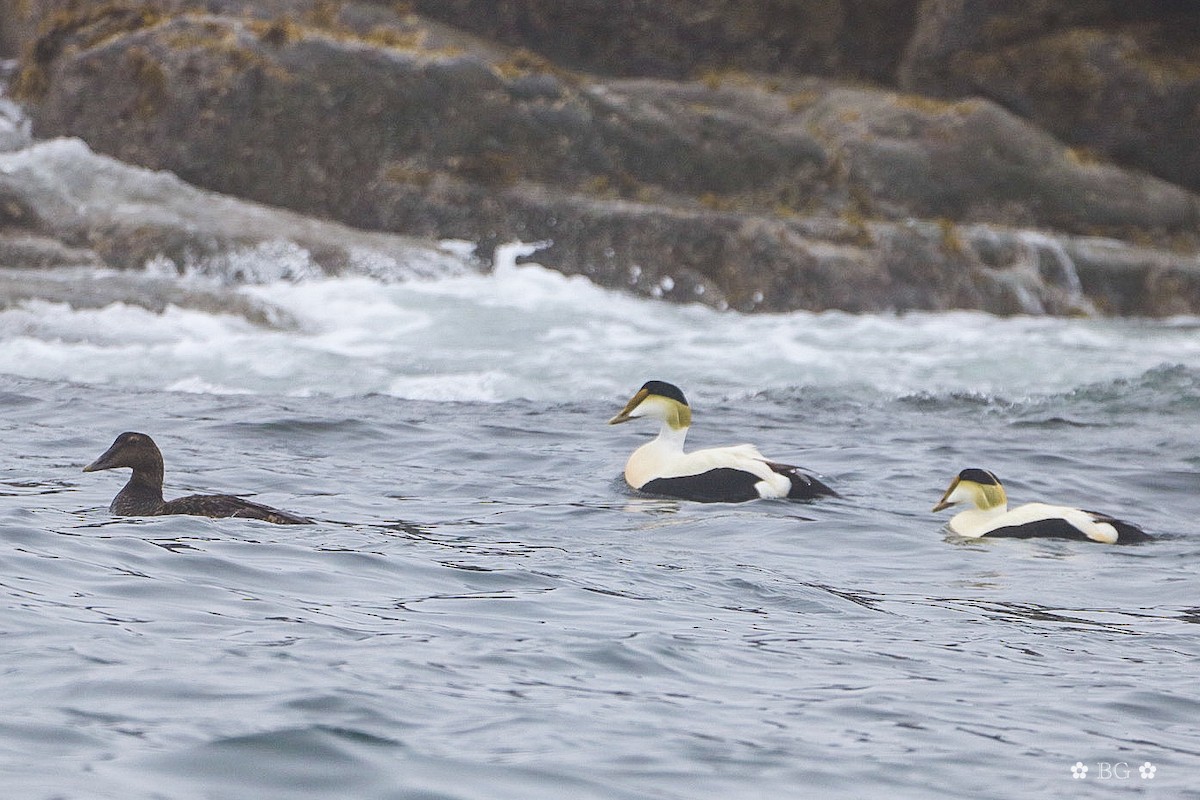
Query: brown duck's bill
83 444 121 472
607 388 648 425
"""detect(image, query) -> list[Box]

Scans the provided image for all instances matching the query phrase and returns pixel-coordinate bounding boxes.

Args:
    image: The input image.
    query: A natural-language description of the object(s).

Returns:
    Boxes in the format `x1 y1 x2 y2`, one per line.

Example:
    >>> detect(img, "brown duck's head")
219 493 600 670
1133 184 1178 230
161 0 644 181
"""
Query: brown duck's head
83 432 164 474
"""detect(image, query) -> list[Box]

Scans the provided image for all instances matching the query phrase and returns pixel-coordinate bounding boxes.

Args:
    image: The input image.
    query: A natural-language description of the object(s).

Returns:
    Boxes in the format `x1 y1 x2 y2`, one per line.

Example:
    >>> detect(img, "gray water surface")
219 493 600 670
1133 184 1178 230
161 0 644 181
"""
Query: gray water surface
2 373 1198 799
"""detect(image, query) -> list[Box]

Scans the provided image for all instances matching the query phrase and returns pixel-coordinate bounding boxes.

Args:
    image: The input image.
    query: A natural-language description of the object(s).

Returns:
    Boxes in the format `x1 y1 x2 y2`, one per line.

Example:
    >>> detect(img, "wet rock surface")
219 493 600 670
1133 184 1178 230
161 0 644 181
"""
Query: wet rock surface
0 138 473 280
0 0 1197 315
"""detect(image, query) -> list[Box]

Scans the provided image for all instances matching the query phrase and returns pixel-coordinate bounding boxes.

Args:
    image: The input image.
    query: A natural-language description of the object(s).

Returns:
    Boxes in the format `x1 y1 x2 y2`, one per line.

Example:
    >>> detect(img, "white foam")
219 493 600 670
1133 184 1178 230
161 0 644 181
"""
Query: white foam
386 371 510 402
2 263 1200 400
164 376 256 394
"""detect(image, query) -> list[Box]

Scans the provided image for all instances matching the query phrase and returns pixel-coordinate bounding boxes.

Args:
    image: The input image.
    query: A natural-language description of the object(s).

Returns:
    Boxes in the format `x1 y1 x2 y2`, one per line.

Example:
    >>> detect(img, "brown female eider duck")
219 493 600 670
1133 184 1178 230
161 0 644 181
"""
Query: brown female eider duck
84 432 313 525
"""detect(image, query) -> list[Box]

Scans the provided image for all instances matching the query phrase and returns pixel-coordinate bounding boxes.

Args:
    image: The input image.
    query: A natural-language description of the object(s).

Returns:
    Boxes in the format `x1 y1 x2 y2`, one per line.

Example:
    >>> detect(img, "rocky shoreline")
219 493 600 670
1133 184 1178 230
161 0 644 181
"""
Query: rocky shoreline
1 0 1198 315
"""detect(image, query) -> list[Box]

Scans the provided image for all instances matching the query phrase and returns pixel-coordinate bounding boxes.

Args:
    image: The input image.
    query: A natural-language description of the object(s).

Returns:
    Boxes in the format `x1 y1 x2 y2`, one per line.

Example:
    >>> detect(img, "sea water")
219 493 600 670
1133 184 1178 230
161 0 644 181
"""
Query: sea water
1 248 1199 799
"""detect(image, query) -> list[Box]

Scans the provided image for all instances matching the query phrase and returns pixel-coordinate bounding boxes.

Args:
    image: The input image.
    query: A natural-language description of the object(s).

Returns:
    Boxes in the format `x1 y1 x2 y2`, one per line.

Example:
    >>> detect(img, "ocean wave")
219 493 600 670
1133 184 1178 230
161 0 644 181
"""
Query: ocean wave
887 363 1200 411
3 264 1200 401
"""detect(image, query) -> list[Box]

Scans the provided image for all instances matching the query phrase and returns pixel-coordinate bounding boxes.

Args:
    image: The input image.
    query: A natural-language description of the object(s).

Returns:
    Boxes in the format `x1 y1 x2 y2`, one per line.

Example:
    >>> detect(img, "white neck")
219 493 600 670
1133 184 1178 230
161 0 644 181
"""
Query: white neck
653 420 688 451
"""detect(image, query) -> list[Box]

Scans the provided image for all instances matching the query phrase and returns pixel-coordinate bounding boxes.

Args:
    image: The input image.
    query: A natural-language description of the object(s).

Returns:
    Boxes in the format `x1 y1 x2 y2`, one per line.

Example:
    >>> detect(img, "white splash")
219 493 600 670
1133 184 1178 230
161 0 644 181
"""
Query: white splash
1 256 1199 401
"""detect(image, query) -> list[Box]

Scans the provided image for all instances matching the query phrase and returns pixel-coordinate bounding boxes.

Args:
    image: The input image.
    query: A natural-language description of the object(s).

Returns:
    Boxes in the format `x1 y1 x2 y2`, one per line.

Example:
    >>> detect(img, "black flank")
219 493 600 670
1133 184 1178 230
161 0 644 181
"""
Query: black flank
982 519 1095 540
641 468 762 503
983 514 1150 543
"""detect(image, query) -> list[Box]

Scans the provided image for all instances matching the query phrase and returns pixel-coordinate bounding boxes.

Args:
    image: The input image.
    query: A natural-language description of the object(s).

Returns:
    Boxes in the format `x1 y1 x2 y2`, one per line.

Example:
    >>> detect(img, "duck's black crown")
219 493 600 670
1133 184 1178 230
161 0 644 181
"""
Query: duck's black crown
958 468 1001 486
641 380 688 406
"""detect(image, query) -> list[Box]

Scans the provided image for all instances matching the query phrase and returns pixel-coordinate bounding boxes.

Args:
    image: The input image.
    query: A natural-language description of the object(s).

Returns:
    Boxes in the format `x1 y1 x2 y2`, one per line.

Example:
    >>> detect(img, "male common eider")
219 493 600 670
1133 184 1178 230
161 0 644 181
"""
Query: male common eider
83 432 313 525
932 468 1149 544
608 380 836 502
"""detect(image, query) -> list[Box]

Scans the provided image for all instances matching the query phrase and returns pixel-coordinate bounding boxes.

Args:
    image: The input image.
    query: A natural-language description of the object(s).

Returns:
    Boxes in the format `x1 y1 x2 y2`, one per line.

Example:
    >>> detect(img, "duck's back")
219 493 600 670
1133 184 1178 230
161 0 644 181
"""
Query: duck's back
980 502 1148 544
162 494 313 525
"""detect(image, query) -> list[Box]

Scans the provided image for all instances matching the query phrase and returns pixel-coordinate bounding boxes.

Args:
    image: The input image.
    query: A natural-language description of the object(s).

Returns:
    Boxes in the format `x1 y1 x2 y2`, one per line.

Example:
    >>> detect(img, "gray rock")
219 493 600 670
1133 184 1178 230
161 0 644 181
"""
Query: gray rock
899 0 1200 195
3 1 1199 315
409 0 922 84
0 137 474 280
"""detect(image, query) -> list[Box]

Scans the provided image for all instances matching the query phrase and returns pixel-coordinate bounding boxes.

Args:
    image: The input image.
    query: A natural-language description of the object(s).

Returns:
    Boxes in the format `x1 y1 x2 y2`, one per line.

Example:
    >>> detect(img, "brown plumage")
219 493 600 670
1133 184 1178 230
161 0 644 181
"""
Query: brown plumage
83 432 313 525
